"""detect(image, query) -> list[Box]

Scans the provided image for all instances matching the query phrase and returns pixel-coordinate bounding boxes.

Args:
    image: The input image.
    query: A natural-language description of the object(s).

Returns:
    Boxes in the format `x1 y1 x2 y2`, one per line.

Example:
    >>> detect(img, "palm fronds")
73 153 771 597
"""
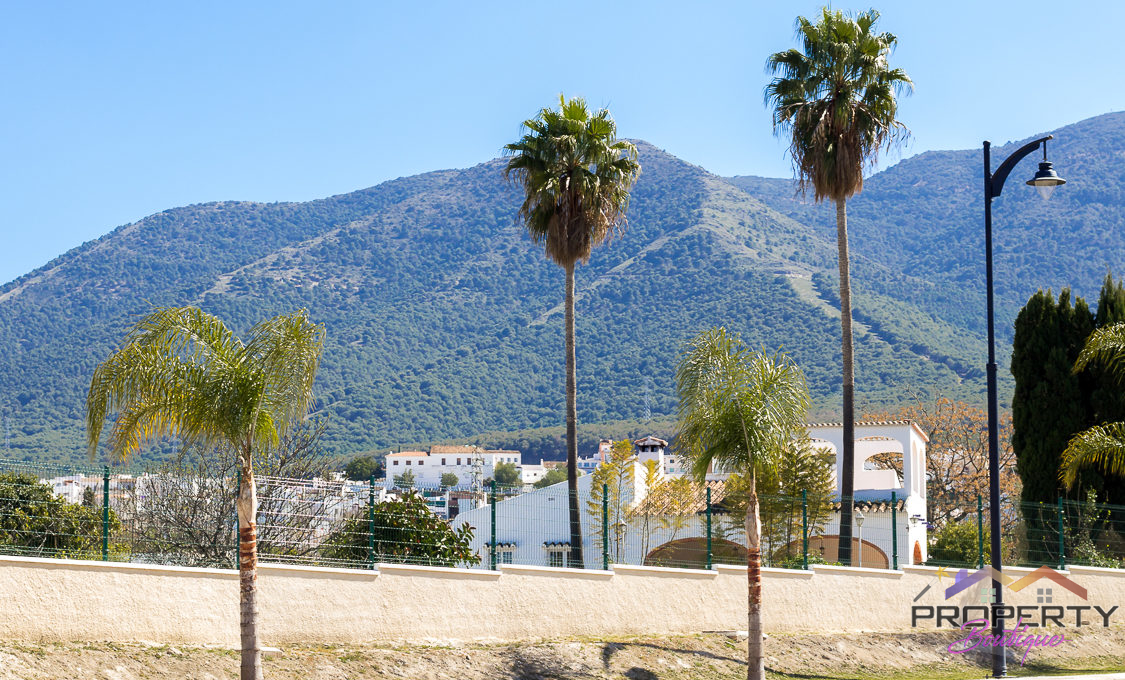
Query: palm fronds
765 8 912 202
503 94 640 267
1074 324 1125 379
1061 323 1125 488
1061 423 1125 489
674 327 810 482
86 306 325 464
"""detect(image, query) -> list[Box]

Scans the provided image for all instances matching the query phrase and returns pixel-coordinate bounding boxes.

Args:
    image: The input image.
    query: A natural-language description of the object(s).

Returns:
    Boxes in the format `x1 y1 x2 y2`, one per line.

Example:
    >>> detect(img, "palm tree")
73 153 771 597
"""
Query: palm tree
674 327 810 680
1061 324 1125 488
765 8 911 565
504 95 640 567
86 306 325 680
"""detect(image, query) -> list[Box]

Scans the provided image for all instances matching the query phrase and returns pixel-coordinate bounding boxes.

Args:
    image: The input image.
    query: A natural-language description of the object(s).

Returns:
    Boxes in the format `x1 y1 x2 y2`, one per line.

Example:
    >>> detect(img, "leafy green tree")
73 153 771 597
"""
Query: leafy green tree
440 472 460 488
674 327 810 680
766 8 911 567
321 492 479 567
533 467 569 489
393 469 416 489
86 306 324 680
0 472 120 558
344 454 384 482
1012 289 1093 503
492 462 520 487
505 95 641 567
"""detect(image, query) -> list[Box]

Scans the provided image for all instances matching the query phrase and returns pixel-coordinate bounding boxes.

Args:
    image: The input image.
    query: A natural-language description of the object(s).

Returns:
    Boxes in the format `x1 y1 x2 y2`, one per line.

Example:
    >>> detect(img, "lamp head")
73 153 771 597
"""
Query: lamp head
1026 141 1066 200
855 509 865 527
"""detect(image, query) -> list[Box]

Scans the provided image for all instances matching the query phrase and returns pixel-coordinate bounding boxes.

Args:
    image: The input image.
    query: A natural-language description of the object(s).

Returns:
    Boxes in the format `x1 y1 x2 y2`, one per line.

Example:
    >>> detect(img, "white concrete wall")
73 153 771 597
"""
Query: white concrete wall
3 555 1123 646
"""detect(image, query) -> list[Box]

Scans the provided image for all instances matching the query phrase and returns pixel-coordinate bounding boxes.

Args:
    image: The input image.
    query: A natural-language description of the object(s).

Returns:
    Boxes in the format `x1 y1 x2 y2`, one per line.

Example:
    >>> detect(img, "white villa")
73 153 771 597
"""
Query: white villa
452 421 930 569
384 445 521 488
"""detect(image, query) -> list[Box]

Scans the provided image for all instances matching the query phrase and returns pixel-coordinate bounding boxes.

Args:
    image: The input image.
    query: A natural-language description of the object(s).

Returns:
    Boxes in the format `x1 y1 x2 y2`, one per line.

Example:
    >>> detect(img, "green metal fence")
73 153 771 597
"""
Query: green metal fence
2 458 1123 573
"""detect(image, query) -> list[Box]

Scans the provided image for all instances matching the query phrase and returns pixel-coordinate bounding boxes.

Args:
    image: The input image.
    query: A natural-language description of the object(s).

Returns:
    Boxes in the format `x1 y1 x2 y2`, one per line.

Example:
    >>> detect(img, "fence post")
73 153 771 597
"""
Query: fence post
101 466 110 561
801 489 809 571
368 475 376 570
977 495 985 569
706 486 713 570
235 469 241 569
1057 496 1065 570
891 491 898 570
490 481 497 571
601 483 609 571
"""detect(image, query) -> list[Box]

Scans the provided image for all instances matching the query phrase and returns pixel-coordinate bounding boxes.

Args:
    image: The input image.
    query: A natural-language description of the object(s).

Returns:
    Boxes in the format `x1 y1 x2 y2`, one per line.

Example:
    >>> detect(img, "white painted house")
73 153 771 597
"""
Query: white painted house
384 445 522 488
452 422 930 570
807 420 931 565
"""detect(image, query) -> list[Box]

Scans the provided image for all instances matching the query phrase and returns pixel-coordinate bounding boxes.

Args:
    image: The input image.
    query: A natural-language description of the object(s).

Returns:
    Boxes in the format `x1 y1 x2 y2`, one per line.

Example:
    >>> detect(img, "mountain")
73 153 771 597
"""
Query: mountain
2 113 1123 465
728 112 1125 340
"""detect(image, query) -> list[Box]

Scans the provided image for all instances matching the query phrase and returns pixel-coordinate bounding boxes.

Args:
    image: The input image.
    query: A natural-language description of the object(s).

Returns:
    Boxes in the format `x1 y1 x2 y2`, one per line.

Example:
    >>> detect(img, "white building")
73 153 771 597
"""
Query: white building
519 463 548 485
580 436 719 480
576 439 613 474
807 420 930 565
384 445 522 488
452 421 930 570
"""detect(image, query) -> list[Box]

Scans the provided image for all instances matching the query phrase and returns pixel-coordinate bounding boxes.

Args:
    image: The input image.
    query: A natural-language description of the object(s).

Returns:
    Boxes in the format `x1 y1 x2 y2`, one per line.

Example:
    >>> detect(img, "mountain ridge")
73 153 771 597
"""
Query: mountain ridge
2 114 1123 465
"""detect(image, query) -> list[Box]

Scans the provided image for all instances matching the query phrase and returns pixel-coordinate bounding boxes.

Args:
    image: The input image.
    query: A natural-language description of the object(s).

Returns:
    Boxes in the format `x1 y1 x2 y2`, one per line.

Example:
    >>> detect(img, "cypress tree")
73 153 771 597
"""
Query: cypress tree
1011 288 1093 504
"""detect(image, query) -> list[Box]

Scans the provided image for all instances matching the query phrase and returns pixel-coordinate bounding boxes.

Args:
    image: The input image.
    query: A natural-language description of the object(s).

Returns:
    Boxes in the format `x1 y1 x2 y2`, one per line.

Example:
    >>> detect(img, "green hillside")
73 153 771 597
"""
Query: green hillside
727 111 1125 346
2 113 1122 465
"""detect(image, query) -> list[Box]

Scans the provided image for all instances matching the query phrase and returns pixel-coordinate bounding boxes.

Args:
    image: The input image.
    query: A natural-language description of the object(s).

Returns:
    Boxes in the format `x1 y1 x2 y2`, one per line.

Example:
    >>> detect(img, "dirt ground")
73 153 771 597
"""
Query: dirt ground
0 628 1123 680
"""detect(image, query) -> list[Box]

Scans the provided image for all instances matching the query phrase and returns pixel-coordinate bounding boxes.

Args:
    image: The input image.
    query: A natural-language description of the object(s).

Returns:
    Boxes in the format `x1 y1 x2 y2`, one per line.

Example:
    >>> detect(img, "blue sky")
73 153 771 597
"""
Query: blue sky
2 1 1122 285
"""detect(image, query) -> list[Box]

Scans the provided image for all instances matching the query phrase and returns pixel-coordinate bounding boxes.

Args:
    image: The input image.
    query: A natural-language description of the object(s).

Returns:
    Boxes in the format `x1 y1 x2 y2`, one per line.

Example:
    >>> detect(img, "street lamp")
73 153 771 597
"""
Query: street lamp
854 508 865 568
983 134 1066 678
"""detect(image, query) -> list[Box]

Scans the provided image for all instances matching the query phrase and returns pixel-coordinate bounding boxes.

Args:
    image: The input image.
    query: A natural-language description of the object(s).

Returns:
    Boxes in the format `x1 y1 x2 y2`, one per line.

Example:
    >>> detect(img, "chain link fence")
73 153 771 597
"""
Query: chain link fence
2 459 1123 572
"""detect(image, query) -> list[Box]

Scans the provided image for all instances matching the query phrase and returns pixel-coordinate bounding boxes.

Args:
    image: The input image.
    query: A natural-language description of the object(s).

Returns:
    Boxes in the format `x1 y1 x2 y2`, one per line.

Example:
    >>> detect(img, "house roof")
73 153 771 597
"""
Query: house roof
429 445 478 454
386 451 427 458
633 479 728 516
806 420 930 443
829 499 907 512
428 446 520 456
633 436 668 446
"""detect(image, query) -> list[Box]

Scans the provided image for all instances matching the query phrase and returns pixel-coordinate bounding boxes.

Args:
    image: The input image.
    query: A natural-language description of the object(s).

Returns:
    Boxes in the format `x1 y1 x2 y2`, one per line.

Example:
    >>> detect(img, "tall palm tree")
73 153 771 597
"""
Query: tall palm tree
1061 324 1125 488
505 95 640 567
765 8 911 565
675 327 810 680
86 306 325 680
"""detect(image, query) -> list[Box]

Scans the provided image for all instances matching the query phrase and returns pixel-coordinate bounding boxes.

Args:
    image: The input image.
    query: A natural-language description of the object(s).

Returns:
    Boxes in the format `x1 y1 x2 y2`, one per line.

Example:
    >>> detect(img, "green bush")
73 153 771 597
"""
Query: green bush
320 492 479 567
927 519 983 567
0 472 121 559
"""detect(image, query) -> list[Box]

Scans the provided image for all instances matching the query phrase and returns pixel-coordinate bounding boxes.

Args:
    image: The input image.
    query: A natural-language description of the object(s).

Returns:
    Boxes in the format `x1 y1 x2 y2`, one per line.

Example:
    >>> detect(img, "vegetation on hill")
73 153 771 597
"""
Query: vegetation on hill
2 113 1124 465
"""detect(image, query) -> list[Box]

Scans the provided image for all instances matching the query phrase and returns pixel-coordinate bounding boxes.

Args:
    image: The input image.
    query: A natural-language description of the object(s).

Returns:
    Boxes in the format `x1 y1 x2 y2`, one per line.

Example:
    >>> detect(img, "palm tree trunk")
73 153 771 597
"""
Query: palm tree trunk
745 472 765 680
237 459 263 680
835 197 855 567
565 262 584 567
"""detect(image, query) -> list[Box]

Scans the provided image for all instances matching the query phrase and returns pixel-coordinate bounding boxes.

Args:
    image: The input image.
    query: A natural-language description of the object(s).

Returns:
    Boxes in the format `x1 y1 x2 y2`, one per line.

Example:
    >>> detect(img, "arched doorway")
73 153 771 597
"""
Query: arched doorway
644 537 748 569
791 536 888 568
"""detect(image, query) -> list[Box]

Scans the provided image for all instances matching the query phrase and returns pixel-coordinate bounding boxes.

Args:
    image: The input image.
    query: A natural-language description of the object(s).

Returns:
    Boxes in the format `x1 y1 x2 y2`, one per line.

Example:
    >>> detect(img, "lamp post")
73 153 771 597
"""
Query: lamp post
983 134 1066 678
854 509 865 568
